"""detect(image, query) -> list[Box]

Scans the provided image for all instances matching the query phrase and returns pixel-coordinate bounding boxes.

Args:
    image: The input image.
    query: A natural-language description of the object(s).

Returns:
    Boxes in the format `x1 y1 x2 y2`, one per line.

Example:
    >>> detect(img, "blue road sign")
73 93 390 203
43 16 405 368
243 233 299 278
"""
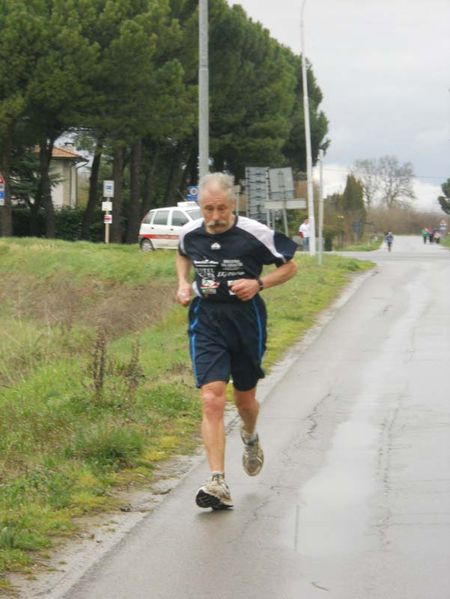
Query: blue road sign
187 185 199 202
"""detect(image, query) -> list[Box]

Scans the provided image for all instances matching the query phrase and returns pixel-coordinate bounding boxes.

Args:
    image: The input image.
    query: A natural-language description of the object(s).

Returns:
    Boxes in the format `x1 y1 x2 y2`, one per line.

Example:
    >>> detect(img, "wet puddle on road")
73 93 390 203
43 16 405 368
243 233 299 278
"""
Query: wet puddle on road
295 413 379 558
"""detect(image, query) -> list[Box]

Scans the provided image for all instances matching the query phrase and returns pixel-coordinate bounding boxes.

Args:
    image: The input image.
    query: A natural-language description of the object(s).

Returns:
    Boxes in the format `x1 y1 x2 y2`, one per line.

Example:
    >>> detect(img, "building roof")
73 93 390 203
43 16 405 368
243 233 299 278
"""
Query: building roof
52 146 85 161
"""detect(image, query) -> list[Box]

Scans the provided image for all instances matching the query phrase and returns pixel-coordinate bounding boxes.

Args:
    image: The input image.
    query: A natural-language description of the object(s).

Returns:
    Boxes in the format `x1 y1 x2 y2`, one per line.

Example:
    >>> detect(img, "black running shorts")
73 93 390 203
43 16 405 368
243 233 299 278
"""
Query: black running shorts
187 296 267 391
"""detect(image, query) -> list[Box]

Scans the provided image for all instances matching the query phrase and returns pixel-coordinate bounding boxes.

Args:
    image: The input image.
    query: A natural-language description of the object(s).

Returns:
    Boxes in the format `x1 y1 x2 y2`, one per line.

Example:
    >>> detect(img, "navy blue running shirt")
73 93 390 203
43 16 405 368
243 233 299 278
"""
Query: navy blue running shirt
178 216 297 302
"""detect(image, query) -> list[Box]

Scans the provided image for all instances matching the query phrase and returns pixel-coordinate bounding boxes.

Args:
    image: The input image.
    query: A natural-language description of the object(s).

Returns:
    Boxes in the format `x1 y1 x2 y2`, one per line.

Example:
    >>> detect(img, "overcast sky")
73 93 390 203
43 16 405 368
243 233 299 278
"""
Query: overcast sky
230 0 450 211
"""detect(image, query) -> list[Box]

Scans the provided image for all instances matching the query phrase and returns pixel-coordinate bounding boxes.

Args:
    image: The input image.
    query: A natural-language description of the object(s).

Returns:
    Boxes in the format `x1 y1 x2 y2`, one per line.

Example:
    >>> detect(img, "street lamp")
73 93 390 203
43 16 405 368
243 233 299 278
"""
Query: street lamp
300 0 316 256
198 0 209 181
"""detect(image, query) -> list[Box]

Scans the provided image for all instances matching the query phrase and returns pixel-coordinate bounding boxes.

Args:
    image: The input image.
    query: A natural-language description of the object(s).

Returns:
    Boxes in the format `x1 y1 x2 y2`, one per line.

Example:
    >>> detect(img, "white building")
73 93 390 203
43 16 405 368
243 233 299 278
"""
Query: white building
50 145 86 208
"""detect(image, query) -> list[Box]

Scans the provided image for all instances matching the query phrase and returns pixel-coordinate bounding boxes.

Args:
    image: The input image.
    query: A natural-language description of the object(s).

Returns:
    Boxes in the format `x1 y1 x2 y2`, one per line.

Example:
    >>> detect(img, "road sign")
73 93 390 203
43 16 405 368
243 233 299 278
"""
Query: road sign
245 166 269 223
187 185 199 202
268 168 294 192
265 199 306 210
103 180 114 198
103 214 112 224
0 177 5 206
102 201 112 212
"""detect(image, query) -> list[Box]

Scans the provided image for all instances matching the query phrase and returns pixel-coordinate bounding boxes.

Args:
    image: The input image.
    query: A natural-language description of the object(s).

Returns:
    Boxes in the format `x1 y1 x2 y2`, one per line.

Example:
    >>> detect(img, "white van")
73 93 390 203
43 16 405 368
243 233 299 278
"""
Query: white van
138 204 201 251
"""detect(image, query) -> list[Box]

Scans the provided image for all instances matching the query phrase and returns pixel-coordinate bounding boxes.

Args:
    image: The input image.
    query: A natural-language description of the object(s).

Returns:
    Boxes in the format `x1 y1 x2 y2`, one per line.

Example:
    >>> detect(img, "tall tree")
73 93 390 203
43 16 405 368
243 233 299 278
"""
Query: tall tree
339 174 366 240
0 0 47 235
22 0 99 236
438 178 450 214
378 155 415 208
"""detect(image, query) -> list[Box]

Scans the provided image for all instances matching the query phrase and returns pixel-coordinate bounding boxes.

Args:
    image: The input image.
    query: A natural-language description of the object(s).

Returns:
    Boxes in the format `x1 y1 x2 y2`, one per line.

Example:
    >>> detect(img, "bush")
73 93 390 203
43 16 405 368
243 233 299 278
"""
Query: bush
12 207 45 237
68 425 145 468
12 206 104 242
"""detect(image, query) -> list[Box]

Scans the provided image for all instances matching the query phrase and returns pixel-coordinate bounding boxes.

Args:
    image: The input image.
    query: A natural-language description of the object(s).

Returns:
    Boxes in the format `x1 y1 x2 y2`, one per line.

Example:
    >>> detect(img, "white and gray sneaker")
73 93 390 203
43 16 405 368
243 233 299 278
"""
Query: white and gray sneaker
195 473 234 510
240 426 264 476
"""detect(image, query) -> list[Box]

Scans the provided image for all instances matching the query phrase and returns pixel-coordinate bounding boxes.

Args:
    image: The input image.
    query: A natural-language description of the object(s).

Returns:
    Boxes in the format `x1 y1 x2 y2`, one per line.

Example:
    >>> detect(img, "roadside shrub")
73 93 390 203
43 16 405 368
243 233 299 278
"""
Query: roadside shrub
11 206 104 242
12 207 45 237
68 425 145 469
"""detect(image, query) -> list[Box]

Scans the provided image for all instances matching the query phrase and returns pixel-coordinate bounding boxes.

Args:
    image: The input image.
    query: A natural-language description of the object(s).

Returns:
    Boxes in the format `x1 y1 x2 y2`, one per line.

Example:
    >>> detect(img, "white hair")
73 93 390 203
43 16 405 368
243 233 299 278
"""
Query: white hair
199 172 236 202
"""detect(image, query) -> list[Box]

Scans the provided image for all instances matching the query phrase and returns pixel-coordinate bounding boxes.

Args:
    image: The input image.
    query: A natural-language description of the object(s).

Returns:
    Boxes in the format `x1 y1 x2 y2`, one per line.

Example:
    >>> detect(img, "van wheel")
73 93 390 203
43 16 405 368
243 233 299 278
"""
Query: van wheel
140 239 154 252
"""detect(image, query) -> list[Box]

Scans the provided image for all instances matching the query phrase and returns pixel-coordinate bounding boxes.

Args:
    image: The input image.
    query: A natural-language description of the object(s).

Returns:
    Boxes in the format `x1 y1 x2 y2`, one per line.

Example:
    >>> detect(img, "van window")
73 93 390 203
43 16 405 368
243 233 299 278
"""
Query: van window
153 210 169 226
141 211 152 224
171 210 189 227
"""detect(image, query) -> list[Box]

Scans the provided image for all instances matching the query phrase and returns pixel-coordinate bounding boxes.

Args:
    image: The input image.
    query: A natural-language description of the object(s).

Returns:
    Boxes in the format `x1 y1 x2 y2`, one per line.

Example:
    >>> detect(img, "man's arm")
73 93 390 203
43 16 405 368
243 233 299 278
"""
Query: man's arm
176 252 193 306
230 260 297 302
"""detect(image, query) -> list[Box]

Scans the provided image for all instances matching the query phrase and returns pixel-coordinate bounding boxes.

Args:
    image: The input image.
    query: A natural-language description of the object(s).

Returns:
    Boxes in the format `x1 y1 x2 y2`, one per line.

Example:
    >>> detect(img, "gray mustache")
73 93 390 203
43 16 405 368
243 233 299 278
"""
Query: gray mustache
207 220 228 228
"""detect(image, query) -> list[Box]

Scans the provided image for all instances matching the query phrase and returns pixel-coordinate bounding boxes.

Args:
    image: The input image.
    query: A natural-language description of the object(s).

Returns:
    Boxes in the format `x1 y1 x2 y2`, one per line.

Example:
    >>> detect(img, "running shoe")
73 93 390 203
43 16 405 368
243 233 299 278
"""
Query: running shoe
195 473 234 510
240 426 264 476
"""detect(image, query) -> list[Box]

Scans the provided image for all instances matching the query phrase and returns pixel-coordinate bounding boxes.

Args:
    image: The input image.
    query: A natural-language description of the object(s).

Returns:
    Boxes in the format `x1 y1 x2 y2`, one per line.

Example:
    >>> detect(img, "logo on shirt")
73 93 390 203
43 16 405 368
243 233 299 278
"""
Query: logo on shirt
200 278 220 295
211 242 221 250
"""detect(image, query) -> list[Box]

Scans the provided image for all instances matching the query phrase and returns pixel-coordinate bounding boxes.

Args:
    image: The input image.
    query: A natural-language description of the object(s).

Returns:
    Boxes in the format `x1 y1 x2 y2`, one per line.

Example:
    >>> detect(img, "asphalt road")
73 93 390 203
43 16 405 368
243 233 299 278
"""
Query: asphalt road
22 236 450 599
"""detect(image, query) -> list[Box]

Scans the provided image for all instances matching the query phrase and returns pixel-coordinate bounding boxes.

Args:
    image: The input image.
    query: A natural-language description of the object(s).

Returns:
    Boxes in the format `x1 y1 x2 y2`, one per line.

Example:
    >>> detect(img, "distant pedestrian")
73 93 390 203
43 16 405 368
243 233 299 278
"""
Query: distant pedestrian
385 231 394 252
421 227 429 244
298 218 310 252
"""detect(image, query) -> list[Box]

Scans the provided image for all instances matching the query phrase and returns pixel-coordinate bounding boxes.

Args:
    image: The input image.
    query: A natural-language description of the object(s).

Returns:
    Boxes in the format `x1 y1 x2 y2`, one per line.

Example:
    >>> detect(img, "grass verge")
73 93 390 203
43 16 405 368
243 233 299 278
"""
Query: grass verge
0 238 373 592
340 238 382 251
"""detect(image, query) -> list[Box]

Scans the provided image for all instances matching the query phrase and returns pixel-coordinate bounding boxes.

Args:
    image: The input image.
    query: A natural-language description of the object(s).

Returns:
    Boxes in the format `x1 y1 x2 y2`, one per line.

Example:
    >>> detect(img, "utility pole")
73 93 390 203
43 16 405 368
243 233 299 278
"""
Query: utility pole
318 149 324 265
300 0 316 256
198 0 209 181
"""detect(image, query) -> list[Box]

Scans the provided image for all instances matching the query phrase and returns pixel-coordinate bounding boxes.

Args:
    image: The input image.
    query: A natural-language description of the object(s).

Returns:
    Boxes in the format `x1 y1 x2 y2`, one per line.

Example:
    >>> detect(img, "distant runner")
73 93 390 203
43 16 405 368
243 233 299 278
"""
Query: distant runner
385 231 394 252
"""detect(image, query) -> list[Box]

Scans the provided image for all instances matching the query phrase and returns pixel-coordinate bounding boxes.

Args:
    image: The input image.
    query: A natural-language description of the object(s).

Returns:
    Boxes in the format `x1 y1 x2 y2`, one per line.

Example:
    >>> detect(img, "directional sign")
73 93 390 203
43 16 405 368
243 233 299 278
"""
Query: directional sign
103 180 114 198
265 199 306 210
268 168 294 193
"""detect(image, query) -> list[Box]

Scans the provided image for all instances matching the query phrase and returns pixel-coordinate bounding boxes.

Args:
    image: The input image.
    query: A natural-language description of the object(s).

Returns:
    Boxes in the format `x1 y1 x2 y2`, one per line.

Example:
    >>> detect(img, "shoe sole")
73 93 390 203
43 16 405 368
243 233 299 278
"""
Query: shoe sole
196 489 233 510
243 448 264 476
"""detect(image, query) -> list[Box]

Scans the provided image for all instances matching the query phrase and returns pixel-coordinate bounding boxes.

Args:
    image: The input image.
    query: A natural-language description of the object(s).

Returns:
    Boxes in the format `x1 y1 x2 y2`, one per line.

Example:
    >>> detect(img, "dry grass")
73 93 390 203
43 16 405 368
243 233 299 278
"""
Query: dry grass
0 273 175 340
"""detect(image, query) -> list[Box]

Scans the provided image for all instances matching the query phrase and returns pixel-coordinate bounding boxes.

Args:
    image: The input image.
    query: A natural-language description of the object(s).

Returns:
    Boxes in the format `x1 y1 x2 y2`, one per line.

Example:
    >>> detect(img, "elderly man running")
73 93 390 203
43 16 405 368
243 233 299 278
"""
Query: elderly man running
176 172 297 510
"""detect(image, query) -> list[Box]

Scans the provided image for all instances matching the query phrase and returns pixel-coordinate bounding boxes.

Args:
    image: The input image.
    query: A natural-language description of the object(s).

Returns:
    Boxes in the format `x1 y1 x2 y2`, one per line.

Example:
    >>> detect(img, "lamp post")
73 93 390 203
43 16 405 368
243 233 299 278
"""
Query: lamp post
318 149 324 265
198 0 209 181
300 0 316 256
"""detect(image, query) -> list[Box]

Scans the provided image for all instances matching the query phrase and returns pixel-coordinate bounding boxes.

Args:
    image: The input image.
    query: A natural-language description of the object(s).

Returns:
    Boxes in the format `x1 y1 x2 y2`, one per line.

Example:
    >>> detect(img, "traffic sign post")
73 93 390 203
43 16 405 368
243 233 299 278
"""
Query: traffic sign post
0 173 5 207
103 213 112 243
102 182 114 243
266 167 301 236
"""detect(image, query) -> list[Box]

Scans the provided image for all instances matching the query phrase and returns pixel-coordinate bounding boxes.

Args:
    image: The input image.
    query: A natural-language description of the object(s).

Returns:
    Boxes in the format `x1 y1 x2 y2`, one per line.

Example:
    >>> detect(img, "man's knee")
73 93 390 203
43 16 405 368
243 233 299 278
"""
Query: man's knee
234 387 257 412
201 383 226 419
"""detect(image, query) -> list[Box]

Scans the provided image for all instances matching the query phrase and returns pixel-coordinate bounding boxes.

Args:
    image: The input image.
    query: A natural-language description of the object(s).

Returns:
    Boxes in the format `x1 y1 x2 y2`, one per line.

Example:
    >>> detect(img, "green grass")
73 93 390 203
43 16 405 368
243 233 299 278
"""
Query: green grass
340 238 382 251
440 235 450 248
0 239 373 590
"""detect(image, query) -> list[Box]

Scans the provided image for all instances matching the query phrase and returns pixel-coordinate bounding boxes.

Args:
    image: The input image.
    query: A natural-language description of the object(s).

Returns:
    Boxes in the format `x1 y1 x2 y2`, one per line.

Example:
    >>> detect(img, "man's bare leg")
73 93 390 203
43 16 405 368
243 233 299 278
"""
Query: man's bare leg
234 386 259 435
196 380 233 509
200 381 227 472
234 386 264 476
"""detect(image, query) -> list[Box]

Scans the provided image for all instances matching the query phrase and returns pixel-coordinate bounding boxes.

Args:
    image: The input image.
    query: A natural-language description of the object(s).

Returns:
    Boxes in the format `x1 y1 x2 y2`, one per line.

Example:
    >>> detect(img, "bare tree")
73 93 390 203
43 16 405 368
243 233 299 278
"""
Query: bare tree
377 155 415 208
353 158 380 209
